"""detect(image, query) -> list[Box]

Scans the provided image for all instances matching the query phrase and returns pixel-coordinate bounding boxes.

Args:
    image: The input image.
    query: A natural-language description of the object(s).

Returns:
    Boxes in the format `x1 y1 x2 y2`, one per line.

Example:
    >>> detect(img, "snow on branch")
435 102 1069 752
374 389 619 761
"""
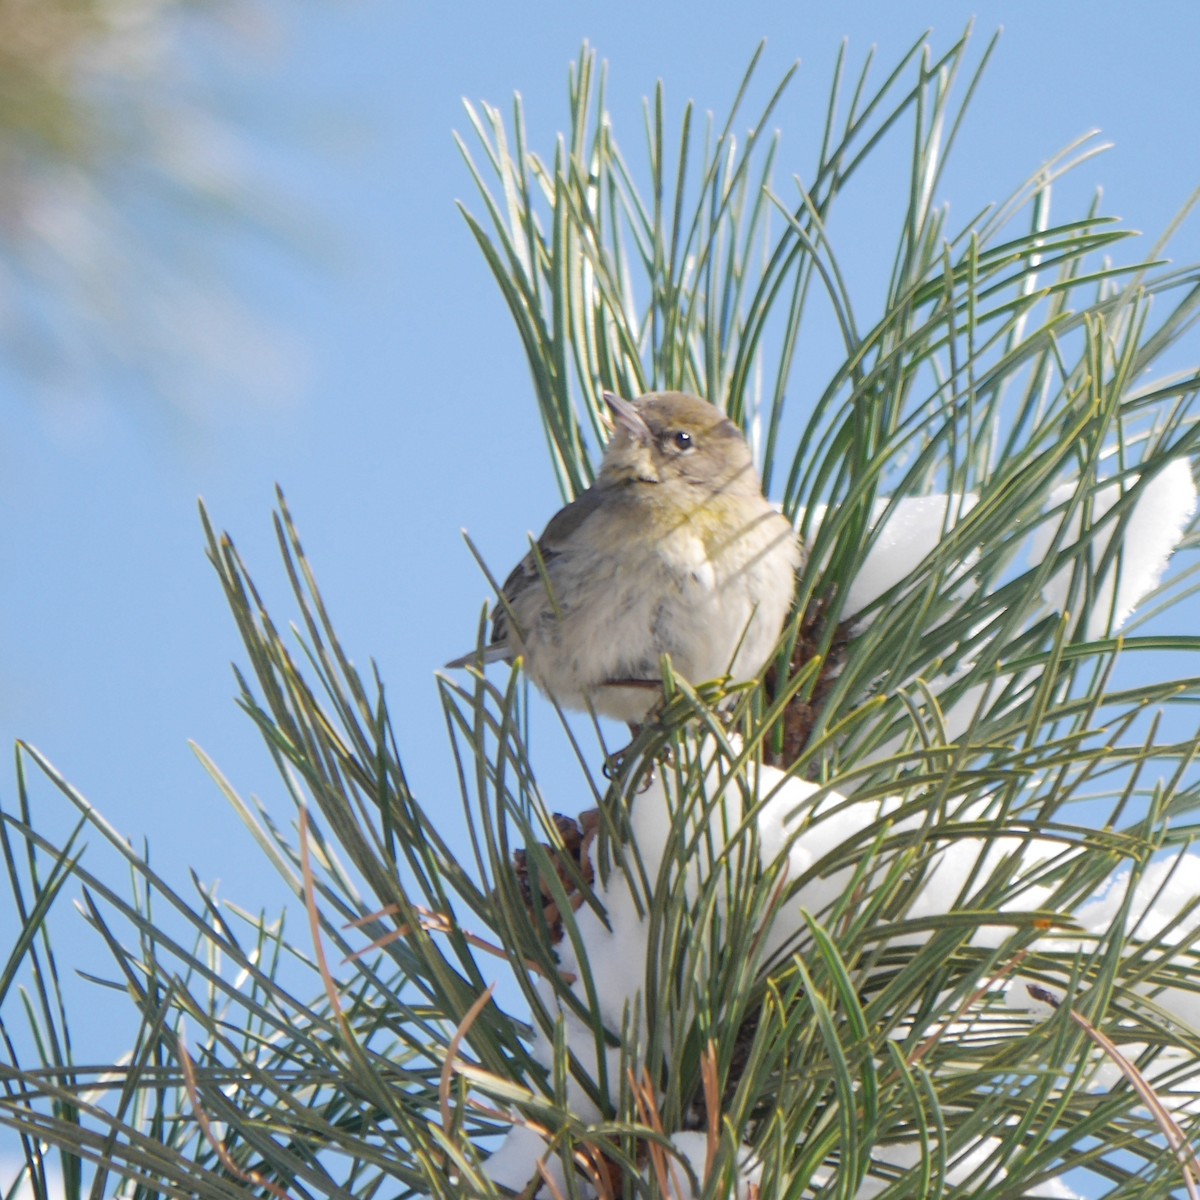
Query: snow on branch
485 732 1200 1196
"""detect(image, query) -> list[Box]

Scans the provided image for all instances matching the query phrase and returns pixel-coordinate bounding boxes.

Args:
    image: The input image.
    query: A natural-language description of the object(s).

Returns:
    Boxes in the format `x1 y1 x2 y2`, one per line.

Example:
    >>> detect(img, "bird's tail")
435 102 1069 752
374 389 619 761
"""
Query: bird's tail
443 643 509 670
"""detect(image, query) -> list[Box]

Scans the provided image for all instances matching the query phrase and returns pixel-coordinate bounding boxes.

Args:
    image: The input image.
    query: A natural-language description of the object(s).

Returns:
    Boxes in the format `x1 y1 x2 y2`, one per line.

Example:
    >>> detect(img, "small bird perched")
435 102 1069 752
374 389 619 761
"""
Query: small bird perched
448 390 803 723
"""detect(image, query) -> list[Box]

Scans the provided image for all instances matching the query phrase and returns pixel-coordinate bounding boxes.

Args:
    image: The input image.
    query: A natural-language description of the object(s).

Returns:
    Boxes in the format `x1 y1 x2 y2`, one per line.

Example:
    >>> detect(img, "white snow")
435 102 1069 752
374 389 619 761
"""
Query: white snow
1028 458 1197 638
820 459 1195 629
485 750 1095 1195
826 459 1195 758
482 1125 567 1195
1074 853 1200 949
810 1137 1084 1198
652 1132 762 1198
1005 851 1200 1029
485 750 1200 1193
797 493 980 618
842 493 980 616
1003 851 1200 1114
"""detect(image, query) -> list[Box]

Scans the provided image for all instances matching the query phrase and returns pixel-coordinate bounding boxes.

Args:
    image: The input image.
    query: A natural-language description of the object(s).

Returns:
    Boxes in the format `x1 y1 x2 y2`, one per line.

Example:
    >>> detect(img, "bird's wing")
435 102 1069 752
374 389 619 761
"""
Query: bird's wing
492 485 609 643
446 485 612 669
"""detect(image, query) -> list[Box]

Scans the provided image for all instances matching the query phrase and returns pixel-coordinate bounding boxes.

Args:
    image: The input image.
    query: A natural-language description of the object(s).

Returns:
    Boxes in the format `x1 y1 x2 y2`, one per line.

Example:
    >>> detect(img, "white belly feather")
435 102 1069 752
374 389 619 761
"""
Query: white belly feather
510 500 799 721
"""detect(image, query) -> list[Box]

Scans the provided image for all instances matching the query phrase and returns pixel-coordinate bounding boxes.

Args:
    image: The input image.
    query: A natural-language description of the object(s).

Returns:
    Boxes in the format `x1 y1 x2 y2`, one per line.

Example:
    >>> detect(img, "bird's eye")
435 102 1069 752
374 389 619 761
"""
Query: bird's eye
671 430 694 452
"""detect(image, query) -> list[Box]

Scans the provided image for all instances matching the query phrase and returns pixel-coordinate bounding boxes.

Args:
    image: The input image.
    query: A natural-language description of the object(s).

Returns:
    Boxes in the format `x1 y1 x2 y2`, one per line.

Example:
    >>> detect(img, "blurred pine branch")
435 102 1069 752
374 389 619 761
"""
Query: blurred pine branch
0 0 308 416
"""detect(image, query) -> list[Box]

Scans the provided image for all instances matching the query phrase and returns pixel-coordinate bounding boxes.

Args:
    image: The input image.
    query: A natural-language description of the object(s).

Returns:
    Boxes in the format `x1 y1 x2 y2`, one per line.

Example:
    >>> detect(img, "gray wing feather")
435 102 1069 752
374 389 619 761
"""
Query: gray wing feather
445 484 610 668
492 485 609 647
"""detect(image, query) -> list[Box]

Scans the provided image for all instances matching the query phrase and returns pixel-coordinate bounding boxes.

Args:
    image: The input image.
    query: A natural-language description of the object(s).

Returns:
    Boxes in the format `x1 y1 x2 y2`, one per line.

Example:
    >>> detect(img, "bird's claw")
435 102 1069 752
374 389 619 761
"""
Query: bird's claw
602 744 654 792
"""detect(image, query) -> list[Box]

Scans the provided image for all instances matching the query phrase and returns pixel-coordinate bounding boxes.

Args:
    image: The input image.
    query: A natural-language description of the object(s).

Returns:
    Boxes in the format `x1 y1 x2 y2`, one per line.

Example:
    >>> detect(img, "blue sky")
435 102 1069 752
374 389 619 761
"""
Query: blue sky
3 0 1200 1128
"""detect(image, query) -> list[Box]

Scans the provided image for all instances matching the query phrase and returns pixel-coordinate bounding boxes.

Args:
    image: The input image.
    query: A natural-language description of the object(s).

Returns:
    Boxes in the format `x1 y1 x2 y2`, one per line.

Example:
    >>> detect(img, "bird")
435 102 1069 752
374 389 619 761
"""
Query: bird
447 390 803 723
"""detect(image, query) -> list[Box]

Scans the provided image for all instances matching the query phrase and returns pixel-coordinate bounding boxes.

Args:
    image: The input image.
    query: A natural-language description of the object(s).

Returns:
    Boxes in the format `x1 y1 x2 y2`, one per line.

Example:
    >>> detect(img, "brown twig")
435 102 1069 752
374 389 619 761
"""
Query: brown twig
630 1067 688 1198
345 901 576 983
177 1032 294 1200
701 1040 721 1182
907 949 1032 1071
440 983 497 1137
535 1161 569 1200
1027 983 1200 1200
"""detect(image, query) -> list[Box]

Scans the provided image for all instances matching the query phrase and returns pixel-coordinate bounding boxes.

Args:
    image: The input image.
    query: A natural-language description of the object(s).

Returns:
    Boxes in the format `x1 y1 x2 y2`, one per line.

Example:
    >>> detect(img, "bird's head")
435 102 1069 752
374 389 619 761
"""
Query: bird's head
598 391 760 497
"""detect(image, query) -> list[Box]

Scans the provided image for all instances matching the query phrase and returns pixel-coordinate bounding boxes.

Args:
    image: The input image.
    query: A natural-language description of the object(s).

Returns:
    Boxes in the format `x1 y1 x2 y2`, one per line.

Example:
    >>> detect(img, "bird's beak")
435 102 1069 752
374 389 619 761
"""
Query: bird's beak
603 391 651 443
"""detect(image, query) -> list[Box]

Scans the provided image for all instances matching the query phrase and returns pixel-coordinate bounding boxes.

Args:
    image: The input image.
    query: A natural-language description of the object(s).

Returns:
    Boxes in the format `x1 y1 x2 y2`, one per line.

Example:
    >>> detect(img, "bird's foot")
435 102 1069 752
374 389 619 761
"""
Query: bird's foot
600 712 681 793
602 732 656 793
